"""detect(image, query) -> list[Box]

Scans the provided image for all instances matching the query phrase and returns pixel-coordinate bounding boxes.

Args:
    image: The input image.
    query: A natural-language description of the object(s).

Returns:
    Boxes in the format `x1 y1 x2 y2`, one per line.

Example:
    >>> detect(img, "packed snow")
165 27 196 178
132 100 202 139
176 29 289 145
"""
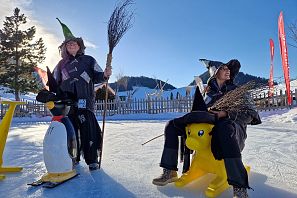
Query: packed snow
0 108 297 198
1 82 297 197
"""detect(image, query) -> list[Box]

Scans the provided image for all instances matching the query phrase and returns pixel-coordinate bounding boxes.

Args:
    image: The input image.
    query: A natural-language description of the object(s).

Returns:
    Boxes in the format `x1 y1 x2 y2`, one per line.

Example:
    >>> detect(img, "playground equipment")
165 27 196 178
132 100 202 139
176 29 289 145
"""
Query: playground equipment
0 101 25 180
175 123 250 197
28 99 78 188
28 66 78 187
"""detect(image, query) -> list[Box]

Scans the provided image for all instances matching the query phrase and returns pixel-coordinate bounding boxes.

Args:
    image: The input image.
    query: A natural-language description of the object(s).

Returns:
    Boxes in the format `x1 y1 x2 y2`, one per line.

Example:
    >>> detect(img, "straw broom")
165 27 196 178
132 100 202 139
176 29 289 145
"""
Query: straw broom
99 0 134 169
210 81 258 112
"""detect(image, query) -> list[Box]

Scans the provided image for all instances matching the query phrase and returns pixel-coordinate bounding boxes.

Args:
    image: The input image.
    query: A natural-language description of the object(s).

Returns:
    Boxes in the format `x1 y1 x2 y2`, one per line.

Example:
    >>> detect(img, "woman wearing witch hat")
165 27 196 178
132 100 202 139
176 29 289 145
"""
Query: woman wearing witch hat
53 18 112 171
152 59 261 197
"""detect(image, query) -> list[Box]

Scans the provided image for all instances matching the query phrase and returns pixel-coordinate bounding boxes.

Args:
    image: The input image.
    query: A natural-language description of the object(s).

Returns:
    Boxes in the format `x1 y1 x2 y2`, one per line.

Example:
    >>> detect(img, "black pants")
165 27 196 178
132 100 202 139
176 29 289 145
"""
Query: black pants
160 117 187 171
211 119 249 188
68 108 102 165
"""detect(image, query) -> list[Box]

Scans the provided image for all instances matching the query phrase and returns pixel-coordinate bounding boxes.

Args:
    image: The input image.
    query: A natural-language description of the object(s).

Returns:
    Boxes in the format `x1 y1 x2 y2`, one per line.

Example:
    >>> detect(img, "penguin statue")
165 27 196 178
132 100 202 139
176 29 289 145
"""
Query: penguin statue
28 67 78 188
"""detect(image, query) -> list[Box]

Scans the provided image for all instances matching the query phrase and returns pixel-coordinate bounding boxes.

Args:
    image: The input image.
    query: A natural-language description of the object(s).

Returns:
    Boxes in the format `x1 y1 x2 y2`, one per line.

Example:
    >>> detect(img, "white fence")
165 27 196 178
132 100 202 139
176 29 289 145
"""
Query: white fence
1 89 297 118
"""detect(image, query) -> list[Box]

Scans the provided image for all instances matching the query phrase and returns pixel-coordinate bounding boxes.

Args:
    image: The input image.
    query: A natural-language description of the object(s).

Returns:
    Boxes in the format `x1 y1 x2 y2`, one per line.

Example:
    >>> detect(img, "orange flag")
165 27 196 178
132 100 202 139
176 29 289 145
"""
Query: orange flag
34 67 49 90
278 11 292 105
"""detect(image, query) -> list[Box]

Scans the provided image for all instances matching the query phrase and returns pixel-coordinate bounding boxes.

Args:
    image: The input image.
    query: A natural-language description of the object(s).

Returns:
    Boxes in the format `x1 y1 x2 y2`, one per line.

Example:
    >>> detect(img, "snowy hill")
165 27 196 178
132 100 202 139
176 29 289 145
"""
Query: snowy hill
117 86 196 100
118 79 297 101
274 79 297 92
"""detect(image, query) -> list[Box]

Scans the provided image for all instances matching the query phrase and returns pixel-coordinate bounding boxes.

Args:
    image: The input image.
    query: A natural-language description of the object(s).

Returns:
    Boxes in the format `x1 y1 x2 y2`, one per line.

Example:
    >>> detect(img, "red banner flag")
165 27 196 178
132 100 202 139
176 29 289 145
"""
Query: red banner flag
268 39 274 97
278 11 292 105
34 67 49 90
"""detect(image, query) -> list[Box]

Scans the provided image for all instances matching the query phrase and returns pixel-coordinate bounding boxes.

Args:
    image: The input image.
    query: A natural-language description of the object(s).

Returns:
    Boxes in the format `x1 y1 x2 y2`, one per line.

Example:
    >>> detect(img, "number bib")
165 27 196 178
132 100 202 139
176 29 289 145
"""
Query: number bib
78 99 87 109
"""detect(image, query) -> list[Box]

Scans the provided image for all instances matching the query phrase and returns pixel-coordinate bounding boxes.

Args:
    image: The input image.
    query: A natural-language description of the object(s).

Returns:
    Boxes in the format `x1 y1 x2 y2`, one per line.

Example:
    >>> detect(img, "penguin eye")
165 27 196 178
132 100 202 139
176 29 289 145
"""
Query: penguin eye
198 130 204 136
187 128 191 135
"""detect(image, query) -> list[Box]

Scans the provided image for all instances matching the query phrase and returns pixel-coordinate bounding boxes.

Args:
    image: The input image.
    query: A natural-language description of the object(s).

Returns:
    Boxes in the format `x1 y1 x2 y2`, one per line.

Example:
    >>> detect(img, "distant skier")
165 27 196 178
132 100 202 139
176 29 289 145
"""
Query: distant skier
152 59 261 197
53 18 112 171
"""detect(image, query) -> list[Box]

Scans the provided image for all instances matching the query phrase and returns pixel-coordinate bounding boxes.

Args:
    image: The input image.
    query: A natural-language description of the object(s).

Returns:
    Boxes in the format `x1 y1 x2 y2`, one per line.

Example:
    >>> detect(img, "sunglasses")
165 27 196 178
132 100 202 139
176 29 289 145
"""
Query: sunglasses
66 42 79 47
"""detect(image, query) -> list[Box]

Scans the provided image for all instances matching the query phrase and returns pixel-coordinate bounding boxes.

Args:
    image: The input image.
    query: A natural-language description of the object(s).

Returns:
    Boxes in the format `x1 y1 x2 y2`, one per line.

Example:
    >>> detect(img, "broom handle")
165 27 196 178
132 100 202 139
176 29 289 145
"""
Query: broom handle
102 53 112 133
141 134 164 146
99 53 112 169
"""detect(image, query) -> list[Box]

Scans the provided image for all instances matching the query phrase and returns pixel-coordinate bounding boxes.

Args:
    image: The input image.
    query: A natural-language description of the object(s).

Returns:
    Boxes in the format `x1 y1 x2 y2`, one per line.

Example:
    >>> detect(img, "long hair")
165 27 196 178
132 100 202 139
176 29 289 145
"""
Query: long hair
58 38 86 60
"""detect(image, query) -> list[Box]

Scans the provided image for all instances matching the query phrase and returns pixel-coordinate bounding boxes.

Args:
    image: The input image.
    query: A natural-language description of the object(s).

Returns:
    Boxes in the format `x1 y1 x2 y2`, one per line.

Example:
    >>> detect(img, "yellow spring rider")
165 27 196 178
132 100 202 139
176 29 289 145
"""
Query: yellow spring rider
175 123 250 197
0 101 25 180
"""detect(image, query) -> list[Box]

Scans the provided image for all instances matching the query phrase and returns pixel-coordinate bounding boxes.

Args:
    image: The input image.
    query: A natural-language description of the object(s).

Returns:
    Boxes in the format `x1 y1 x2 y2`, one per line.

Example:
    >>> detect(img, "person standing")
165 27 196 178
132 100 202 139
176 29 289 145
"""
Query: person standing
53 18 112 171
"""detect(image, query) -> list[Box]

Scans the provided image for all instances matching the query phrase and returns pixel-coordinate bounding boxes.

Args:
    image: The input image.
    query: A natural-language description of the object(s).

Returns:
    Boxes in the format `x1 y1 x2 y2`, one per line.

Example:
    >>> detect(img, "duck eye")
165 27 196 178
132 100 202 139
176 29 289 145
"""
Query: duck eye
198 130 204 136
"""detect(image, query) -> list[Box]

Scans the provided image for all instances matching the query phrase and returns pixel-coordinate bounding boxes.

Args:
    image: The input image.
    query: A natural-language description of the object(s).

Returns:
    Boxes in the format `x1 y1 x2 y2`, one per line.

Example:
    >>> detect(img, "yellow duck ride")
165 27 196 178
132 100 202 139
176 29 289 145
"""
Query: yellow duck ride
175 122 250 197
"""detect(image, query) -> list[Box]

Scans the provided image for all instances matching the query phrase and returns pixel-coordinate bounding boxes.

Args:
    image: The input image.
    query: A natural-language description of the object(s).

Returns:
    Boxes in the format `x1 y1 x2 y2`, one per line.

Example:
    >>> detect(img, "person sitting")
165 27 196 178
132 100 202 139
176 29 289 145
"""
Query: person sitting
152 59 261 198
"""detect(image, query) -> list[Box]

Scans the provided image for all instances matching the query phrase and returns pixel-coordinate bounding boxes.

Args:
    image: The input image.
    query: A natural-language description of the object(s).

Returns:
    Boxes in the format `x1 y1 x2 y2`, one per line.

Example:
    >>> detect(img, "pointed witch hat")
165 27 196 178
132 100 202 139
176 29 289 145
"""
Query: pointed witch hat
181 87 216 124
56 18 75 41
56 18 86 53
199 58 241 83
191 87 207 112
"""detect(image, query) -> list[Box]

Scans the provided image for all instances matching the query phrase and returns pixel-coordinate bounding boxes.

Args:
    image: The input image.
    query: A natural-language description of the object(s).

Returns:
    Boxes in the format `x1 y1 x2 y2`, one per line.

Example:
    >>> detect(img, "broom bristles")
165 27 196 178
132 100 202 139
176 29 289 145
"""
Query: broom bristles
108 0 134 54
210 81 258 112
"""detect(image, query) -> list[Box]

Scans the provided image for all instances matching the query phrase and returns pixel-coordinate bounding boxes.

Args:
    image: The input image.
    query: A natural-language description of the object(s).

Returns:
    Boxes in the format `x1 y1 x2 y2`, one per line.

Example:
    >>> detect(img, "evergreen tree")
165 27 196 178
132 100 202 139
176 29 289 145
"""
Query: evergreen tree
176 91 180 99
0 8 46 100
170 92 173 100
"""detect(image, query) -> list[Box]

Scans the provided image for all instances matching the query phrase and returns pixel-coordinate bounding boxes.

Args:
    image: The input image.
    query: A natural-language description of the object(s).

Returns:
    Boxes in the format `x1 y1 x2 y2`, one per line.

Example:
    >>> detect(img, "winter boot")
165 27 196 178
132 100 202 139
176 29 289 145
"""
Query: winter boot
152 168 178 186
89 163 99 171
233 186 248 198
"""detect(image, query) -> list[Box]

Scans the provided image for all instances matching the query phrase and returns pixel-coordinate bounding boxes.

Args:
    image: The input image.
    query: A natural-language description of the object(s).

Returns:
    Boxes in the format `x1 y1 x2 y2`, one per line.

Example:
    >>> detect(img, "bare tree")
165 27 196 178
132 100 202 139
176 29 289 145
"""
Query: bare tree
116 71 128 91
288 20 297 48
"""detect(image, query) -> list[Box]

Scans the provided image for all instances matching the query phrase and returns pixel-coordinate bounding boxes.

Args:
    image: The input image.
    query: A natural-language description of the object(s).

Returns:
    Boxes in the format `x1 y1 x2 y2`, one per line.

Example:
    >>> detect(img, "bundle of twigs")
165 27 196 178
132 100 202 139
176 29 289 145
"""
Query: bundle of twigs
210 81 258 113
100 0 134 168
105 0 134 67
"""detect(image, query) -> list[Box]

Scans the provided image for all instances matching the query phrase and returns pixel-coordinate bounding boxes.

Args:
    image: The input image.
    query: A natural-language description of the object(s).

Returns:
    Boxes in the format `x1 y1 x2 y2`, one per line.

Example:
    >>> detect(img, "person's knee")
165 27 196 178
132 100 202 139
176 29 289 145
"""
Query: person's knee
216 119 234 129
164 120 174 134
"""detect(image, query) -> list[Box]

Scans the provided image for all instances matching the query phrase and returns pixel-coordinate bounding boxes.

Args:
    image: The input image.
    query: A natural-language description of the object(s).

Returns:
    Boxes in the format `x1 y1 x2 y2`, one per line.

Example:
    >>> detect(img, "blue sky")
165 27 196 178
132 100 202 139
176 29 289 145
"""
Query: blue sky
0 0 296 87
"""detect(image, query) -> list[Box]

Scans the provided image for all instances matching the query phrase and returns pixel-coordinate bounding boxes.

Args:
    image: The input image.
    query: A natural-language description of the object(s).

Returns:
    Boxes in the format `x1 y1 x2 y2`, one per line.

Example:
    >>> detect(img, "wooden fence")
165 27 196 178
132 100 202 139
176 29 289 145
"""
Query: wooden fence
252 89 297 111
1 89 296 118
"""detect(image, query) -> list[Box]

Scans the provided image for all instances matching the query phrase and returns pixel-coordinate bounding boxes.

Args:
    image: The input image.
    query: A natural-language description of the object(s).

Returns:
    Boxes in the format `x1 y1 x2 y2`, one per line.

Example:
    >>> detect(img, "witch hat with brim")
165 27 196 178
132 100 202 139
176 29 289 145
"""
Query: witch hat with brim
56 18 86 53
199 58 224 78
182 87 216 124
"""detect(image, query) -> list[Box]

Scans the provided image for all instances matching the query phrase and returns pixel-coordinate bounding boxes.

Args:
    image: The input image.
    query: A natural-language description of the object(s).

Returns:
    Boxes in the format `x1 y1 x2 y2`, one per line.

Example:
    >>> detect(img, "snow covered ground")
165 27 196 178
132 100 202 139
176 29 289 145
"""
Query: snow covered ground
0 108 297 198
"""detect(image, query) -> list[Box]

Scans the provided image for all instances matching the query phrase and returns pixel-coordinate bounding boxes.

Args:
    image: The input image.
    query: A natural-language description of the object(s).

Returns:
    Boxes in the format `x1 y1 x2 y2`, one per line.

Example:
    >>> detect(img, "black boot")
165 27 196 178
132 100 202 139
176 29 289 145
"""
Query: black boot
233 186 248 198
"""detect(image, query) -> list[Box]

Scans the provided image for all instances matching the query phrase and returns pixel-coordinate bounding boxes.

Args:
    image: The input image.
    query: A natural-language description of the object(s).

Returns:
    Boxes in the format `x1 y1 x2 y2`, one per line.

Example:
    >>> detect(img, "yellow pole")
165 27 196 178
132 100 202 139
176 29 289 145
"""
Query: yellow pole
0 101 25 177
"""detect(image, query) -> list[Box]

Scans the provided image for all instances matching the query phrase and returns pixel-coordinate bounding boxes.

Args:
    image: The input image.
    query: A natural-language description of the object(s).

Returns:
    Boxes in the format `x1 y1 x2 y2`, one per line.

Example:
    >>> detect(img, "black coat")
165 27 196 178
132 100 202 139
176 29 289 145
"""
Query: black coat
53 54 106 112
203 78 261 159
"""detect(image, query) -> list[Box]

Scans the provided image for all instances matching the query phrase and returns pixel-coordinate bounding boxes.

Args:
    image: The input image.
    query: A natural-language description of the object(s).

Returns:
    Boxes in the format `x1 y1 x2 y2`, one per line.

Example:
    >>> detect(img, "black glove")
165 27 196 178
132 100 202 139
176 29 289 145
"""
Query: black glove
36 89 58 103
